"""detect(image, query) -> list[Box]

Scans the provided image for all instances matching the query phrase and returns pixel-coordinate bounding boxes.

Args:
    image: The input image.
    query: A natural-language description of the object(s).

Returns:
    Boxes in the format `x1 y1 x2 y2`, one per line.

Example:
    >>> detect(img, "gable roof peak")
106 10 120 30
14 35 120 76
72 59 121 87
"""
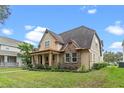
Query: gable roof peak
38 28 64 48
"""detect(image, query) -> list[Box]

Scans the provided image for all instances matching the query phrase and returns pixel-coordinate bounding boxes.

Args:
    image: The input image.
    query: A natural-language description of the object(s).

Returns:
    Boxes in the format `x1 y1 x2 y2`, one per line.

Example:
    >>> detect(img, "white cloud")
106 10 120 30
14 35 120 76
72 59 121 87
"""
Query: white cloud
80 6 97 14
24 40 36 46
25 25 35 30
109 42 122 49
25 26 46 42
115 20 121 24
88 9 97 14
2 28 13 35
105 21 124 35
33 26 46 32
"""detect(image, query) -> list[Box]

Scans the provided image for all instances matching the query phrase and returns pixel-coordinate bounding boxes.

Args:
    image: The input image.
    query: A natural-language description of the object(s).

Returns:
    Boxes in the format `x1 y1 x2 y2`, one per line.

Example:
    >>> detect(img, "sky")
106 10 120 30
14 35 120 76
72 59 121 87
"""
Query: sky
0 5 124 52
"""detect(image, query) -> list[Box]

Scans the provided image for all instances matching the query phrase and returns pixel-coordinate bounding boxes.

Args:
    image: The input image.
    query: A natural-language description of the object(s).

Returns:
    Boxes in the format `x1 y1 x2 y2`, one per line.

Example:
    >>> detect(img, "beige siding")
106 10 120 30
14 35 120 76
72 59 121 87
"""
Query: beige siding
0 45 22 67
81 50 90 70
39 32 62 51
90 34 102 67
0 45 20 53
57 44 63 50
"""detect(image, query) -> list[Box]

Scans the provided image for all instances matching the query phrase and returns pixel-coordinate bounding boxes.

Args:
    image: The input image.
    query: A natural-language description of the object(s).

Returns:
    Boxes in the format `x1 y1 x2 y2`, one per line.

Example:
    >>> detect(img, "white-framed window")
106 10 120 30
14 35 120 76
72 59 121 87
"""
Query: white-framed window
65 53 71 63
45 40 50 48
65 53 78 63
72 53 77 62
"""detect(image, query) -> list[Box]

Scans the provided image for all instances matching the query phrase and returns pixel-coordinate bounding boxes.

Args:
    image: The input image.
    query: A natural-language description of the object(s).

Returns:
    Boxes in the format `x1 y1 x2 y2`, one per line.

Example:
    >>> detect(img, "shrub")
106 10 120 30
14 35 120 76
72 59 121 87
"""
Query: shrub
77 65 86 72
22 65 28 70
92 62 108 70
22 64 33 70
44 64 51 70
60 65 78 70
51 65 59 71
27 64 33 68
34 64 45 69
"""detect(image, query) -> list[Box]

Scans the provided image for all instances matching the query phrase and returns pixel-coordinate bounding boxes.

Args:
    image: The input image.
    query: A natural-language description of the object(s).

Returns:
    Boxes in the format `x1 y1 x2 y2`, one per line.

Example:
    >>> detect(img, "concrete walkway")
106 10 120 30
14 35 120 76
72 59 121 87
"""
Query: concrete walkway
0 70 26 73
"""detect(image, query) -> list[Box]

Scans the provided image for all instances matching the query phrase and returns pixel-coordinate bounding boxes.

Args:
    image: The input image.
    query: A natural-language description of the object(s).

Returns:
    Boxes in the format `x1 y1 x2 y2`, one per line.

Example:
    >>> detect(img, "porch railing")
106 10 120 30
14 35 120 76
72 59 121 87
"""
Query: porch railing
0 62 18 67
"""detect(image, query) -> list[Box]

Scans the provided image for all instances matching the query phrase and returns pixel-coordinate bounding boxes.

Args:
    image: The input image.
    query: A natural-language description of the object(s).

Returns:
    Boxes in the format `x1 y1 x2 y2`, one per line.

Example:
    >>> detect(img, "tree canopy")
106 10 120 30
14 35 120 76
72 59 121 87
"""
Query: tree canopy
103 51 123 62
18 42 33 66
0 5 11 24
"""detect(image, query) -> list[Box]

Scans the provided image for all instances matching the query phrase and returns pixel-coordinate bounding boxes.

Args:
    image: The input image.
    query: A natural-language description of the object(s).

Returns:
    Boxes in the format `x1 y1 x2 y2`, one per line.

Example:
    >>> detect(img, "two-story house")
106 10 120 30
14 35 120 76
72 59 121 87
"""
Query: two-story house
0 36 22 67
31 26 103 70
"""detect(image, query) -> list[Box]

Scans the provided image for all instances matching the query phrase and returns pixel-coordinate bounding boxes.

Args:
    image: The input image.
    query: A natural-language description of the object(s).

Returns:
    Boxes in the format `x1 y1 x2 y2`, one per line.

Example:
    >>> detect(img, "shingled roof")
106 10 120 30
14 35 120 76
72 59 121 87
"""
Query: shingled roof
0 36 21 47
38 25 101 50
49 31 64 44
59 26 99 49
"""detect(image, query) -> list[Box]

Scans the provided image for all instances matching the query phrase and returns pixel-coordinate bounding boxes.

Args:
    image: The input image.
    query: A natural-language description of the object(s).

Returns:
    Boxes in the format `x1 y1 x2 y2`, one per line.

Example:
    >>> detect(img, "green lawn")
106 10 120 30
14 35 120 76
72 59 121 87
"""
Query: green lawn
0 67 124 88
0 67 21 72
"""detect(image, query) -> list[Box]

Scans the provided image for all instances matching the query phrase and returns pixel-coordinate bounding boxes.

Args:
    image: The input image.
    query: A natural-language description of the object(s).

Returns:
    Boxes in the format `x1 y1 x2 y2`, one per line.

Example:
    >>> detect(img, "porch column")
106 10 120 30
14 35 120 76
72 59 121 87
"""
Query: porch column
42 54 45 65
4 55 8 66
49 52 52 66
56 54 59 66
31 55 35 66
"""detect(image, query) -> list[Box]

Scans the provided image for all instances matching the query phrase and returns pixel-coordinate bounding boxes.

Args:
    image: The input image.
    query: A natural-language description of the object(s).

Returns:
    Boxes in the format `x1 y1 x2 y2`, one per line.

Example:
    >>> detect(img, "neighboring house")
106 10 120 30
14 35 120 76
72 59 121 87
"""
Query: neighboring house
31 26 103 70
0 36 22 67
122 40 124 62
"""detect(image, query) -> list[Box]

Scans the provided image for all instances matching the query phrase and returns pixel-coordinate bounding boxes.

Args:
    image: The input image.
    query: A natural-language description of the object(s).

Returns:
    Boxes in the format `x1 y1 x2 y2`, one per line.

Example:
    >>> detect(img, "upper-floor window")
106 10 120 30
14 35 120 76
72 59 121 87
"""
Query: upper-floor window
45 40 50 48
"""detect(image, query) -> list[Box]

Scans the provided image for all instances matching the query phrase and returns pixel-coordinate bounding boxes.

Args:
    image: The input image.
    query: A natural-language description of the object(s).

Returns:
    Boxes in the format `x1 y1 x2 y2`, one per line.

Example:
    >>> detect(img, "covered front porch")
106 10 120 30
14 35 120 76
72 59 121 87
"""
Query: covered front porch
31 50 60 67
0 55 18 67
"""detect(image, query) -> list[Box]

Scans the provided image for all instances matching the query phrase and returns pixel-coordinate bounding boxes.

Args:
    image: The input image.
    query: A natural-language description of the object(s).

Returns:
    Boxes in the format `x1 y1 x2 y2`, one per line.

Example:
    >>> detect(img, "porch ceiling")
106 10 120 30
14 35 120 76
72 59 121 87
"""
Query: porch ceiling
30 49 61 55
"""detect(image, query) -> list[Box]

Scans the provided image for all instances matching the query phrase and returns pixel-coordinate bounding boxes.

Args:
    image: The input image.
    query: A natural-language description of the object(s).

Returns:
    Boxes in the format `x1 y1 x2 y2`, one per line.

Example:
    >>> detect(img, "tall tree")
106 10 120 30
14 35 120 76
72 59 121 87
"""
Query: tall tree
18 42 33 67
0 5 11 24
103 51 123 62
115 52 123 62
103 51 115 62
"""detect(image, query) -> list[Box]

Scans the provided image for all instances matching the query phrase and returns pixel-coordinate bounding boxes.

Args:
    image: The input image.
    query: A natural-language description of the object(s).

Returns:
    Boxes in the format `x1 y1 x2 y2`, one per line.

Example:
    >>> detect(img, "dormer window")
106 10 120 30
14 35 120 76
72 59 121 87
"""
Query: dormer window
45 40 50 48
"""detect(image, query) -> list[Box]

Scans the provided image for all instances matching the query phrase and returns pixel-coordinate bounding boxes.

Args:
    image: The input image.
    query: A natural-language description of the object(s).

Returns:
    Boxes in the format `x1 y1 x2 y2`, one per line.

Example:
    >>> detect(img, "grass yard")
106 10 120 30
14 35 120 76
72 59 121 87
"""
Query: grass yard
0 67 22 72
0 67 124 88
